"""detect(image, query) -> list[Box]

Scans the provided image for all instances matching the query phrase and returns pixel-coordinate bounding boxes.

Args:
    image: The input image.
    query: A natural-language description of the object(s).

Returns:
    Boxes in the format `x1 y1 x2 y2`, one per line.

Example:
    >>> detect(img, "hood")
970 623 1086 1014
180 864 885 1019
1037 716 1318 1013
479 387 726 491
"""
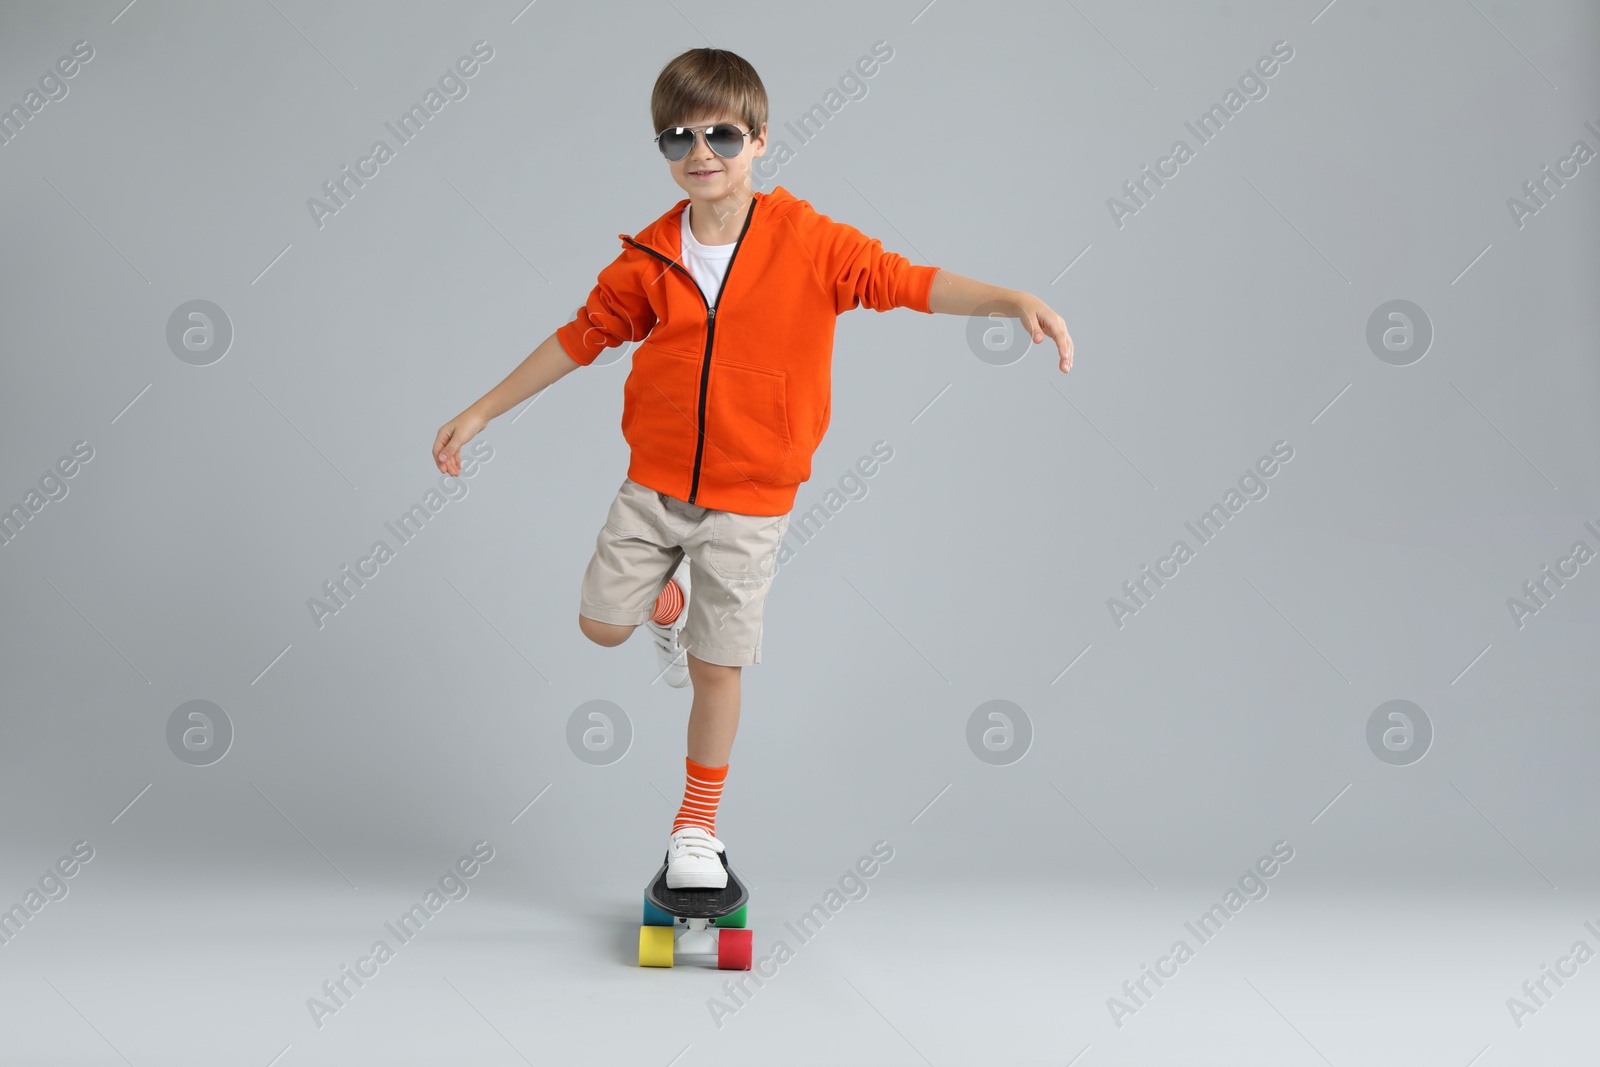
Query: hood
619 185 805 260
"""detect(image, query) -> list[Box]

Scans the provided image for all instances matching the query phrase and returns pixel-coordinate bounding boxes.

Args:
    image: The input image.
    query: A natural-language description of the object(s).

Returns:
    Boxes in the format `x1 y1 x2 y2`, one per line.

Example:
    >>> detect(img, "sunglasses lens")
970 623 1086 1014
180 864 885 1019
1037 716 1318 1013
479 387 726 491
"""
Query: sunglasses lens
706 124 744 157
658 128 694 161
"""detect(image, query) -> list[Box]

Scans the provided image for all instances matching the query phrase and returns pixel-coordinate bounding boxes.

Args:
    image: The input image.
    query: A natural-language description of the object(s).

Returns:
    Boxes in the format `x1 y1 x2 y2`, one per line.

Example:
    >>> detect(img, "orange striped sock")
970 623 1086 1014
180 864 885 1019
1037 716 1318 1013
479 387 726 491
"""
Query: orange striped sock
672 756 727 836
651 579 684 625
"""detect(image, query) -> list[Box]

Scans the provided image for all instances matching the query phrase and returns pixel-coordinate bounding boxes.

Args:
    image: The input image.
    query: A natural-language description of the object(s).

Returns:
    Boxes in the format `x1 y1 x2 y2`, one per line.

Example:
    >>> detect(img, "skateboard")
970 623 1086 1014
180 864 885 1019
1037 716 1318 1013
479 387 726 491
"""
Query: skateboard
637 846 754 969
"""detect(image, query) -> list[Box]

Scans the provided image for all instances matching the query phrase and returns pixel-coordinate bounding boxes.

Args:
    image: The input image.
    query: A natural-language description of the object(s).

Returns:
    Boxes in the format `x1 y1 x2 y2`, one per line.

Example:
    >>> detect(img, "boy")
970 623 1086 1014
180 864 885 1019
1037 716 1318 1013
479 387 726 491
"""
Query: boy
433 48 1071 890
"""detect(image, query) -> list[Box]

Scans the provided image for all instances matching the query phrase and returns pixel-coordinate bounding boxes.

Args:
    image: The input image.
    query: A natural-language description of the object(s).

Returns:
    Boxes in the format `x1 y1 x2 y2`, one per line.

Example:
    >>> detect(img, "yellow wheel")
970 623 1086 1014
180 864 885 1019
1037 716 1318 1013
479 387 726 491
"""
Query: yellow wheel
638 924 675 967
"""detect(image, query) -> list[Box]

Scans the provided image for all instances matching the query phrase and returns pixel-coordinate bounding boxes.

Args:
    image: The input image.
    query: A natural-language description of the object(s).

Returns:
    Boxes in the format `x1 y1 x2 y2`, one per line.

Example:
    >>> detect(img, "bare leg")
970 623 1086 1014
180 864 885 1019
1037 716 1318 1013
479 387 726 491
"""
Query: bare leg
685 651 741 766
579 616 741 764
578 614 635 646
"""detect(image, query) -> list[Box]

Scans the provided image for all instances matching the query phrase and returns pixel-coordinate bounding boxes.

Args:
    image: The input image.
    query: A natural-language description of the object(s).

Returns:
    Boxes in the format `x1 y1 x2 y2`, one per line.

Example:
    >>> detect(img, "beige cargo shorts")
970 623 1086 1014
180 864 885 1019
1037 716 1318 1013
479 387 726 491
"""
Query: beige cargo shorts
579 476 791 667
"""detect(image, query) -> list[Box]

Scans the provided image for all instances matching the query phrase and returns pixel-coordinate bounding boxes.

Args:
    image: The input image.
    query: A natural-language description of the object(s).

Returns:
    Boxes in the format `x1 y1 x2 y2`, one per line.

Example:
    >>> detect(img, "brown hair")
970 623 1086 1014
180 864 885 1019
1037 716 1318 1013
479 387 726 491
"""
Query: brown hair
650 48 767 138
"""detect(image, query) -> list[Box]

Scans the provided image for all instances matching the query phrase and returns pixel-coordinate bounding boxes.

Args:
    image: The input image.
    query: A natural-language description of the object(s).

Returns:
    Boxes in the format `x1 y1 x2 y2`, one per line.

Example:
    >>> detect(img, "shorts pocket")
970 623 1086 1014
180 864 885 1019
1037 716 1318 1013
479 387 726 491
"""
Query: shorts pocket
601 478 656 539
708 510 789 582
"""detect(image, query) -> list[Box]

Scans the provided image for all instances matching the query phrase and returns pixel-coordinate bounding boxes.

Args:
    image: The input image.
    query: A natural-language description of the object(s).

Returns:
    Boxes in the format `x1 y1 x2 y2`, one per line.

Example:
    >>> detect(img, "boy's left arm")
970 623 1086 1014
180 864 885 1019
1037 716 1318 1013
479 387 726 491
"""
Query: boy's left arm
927 270 1073 373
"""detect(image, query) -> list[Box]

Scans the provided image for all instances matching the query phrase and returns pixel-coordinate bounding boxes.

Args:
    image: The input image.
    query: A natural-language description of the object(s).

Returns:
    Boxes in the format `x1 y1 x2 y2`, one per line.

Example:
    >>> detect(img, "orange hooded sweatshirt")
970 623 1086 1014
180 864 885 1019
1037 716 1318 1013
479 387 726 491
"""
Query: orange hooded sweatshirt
556 185 940 516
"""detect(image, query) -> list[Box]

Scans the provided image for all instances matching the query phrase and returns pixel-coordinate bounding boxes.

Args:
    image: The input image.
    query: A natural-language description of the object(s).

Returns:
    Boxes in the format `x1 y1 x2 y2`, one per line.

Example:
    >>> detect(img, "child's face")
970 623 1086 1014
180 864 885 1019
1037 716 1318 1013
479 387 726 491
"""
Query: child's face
666 110 766 206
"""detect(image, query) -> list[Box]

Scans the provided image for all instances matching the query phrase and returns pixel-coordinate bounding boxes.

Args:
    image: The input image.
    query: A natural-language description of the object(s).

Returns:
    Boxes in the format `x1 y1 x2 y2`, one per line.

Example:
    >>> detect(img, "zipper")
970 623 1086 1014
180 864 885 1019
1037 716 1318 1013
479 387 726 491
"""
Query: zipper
622 195 758 505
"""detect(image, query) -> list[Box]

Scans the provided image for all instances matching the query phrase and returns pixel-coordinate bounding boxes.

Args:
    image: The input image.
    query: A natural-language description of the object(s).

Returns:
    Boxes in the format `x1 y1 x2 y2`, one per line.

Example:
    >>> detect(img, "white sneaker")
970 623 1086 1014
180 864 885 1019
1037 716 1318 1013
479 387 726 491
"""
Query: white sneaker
646 558 691 688
666 825 728 889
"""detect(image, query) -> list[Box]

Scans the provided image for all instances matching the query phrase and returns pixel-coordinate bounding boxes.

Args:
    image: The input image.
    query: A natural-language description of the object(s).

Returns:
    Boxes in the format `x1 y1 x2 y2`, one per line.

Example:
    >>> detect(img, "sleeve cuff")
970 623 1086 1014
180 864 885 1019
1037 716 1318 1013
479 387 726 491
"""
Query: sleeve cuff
556 320 600 365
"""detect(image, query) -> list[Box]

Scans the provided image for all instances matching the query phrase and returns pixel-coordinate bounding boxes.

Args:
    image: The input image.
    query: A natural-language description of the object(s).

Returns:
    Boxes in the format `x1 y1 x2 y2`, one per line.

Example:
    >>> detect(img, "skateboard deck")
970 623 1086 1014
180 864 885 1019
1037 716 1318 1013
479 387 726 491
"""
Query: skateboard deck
638 847 754 969
646 848 748 919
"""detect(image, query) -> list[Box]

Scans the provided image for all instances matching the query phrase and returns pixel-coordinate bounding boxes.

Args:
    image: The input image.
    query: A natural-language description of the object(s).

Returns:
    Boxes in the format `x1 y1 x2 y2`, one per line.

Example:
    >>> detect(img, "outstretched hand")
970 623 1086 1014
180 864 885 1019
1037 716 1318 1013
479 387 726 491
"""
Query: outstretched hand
433 409 488 477
1013 292 1073 373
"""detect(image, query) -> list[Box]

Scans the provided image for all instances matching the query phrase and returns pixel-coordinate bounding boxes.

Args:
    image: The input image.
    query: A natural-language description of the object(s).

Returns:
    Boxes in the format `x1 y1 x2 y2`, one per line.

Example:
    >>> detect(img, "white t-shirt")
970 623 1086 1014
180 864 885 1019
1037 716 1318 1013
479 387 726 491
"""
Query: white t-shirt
680 204 735 307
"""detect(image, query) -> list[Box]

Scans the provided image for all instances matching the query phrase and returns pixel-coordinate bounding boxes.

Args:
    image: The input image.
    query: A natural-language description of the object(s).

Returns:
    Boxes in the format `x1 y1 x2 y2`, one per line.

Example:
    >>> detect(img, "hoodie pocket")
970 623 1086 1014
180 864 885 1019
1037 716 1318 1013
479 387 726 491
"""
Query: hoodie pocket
701 356 792 486
621 343 703 471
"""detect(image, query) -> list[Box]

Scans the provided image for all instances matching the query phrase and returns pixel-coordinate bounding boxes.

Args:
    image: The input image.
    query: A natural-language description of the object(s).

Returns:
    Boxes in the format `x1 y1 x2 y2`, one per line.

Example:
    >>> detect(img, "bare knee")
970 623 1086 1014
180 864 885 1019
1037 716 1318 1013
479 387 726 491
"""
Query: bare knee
686 651 741 686
578 614 635 647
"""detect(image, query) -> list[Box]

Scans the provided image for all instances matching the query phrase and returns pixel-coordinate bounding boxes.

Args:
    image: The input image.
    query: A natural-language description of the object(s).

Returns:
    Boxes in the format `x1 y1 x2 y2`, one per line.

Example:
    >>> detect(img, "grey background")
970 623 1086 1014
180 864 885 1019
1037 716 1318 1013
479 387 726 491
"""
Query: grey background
1 0 1596 1064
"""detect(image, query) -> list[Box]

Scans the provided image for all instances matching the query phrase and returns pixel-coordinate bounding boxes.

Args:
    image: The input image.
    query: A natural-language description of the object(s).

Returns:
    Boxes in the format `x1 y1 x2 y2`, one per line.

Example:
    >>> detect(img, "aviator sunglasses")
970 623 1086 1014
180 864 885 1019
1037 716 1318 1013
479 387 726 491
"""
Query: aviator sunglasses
654 122 753 162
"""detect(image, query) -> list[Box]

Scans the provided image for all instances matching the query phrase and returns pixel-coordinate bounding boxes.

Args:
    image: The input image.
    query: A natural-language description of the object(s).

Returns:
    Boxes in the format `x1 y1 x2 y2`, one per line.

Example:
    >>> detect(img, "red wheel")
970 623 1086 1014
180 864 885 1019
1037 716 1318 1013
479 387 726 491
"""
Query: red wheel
717 927 753 970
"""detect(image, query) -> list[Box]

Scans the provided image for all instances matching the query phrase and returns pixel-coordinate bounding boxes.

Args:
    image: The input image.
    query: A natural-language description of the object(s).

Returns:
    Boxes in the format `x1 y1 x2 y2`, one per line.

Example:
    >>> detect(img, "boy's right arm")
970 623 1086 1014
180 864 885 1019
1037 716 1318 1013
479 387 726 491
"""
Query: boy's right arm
469 327 583 422
433 328 581 476
435 244 655 476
